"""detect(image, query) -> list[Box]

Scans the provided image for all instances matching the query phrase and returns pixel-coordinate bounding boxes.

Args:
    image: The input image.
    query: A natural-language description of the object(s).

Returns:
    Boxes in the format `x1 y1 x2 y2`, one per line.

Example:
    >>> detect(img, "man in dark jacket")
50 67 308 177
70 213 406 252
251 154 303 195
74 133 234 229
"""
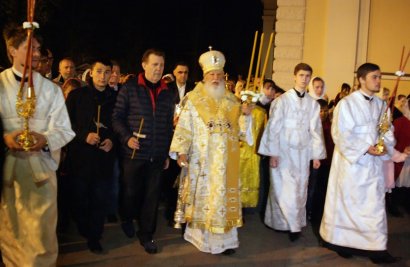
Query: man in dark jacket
65 58 116 254
162 62 195 226
112 49 174 254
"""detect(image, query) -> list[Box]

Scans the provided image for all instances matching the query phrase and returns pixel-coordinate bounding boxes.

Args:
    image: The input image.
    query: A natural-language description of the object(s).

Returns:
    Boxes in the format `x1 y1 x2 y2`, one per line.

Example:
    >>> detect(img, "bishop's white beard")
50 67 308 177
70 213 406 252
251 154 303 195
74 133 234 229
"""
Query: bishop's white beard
204 81 226 99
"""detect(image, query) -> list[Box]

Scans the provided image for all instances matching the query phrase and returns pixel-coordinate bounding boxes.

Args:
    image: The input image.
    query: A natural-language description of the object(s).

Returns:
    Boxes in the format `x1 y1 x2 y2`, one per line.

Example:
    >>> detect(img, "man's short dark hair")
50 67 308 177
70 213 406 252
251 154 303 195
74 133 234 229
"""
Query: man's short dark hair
173 61 189 70
341 83 351 92
90 58 113 70
3 23 43 63
397 94 406 101
356 63 380 81
294 63 313 75
317 99 328 109
275 87 285 95
141 49 165 63
110 60 120 67
263 79 275 87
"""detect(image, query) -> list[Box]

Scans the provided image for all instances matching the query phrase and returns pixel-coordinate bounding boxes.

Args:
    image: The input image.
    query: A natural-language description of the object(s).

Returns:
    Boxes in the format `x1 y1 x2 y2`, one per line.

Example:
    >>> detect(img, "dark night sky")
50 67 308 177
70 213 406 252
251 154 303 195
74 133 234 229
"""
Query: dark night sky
0 0 263 81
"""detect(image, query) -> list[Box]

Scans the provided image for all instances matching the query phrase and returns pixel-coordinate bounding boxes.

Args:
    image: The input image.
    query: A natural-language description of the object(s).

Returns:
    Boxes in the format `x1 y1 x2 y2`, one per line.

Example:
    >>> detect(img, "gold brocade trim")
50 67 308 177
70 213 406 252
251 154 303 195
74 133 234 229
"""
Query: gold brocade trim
185 218 243 234
189 82 240 135
187 83 242 224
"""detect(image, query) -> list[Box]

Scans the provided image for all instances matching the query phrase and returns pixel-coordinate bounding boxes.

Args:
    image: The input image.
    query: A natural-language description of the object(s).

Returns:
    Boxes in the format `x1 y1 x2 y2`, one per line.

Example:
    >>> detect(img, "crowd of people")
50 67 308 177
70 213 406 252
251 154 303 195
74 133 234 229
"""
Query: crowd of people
0 23 409 266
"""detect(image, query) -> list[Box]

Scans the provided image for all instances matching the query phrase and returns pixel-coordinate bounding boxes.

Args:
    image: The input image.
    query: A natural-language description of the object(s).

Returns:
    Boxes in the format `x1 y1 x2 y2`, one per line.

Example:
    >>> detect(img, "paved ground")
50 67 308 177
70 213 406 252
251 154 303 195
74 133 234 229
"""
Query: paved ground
56 207 410 267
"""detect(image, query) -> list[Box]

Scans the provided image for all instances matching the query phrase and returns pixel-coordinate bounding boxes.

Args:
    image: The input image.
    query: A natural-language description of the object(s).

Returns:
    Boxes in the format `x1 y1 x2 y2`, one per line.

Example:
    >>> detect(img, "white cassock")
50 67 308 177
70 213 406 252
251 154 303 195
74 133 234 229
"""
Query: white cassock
0 68 75 267
320 90 394 251
258 89 326 232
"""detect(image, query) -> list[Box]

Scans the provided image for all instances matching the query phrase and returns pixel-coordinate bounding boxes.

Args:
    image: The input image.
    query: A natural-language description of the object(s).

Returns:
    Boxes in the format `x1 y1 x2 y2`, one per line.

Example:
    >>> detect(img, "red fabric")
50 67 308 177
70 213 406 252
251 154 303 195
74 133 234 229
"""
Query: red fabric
137 73 169 112
321 119 334 166
393 116 410 179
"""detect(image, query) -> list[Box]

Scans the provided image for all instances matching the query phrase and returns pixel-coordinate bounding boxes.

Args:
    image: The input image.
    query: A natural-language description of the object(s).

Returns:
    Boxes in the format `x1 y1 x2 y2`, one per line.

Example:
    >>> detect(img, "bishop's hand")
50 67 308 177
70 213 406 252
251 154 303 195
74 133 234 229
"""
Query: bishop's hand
269 156 279 168
177 154 188 168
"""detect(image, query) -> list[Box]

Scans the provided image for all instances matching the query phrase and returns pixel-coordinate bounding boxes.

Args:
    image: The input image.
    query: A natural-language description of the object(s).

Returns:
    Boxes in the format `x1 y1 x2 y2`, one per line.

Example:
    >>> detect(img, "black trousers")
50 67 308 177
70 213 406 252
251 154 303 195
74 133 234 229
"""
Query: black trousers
120 158 164 242
257 156 270 220
71 174 110 241
161 158 180 222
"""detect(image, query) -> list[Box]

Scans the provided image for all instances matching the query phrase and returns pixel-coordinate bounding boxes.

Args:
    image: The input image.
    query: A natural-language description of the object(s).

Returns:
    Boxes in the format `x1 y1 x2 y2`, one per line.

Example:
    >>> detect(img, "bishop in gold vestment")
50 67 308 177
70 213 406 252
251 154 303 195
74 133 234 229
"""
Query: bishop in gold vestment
170 49 251 254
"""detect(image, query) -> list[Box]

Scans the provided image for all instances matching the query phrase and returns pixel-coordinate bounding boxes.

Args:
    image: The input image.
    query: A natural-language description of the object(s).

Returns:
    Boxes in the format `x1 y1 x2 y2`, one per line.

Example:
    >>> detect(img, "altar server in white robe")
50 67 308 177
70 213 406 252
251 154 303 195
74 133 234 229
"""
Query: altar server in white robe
258 63 326 242
0 24 75 267
170 49 253 255
320 63 400 264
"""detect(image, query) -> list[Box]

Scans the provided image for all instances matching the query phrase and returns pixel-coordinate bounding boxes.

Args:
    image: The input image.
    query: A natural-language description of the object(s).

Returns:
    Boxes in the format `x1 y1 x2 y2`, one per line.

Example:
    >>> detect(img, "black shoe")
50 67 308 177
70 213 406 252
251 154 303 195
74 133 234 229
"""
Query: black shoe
121 221 135 238
107 214 119 223
337 251 353 259
370 252 401 264
289 232 301 242
222 249 236 255
141 240 158 254
87 239 103 254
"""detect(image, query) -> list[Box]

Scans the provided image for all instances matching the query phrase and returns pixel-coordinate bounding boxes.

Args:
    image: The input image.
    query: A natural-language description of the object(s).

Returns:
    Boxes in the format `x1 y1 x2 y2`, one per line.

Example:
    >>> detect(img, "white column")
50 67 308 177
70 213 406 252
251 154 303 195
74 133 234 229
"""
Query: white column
261 0 276 80
272 0 306 90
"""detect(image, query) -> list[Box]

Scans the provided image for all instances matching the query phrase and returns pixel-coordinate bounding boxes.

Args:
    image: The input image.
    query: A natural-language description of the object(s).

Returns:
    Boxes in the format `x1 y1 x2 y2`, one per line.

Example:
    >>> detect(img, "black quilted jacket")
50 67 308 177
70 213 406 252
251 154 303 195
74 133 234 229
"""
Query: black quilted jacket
112 73 174 161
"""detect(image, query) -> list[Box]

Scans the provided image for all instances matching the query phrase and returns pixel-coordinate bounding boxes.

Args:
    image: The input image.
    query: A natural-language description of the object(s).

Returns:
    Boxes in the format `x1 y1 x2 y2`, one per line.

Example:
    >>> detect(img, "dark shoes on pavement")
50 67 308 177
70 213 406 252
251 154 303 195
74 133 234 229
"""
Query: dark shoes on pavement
370 252 401 264
222 249 236 255
288 232 301 242
87 239 103 254
337 251 353 259
140 240 158 254
121 221 136 238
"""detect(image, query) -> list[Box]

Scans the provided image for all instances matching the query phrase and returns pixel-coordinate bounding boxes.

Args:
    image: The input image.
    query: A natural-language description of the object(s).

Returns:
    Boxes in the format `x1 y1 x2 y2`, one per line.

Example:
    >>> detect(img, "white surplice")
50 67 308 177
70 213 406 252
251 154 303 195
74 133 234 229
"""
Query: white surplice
320 90 394 251
258 89 325 232
0 68 75 267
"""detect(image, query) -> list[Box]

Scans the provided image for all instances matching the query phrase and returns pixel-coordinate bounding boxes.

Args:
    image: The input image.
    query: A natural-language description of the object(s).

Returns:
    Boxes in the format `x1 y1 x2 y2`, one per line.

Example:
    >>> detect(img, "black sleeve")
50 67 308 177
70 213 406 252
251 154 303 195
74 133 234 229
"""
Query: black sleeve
112 84 132 146
65 90 90 143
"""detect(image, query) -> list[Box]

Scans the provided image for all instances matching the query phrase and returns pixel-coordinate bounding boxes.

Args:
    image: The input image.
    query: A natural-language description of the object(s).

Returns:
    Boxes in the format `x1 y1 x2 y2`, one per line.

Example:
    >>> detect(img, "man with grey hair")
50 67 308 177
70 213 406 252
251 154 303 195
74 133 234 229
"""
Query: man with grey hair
54 57 76 85
170 49 252 255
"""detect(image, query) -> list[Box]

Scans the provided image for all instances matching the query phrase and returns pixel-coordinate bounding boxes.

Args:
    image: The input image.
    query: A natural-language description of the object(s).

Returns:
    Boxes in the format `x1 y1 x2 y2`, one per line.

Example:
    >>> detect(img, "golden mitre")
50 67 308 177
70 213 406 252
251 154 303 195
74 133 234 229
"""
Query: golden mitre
199 47 226 74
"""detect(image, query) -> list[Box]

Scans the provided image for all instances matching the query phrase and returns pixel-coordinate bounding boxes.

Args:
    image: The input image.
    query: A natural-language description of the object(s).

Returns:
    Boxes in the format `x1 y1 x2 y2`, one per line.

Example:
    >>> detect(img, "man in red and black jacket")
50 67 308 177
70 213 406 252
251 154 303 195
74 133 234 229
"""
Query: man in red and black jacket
112 49 174 254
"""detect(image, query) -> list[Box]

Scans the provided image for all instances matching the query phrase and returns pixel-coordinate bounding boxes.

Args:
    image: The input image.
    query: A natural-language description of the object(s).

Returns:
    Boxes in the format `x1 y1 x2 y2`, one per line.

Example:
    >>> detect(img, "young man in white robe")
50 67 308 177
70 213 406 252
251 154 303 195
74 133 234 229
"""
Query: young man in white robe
320 63 400 264
258 63 326 242
0 24 75 266
170 49 252 255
